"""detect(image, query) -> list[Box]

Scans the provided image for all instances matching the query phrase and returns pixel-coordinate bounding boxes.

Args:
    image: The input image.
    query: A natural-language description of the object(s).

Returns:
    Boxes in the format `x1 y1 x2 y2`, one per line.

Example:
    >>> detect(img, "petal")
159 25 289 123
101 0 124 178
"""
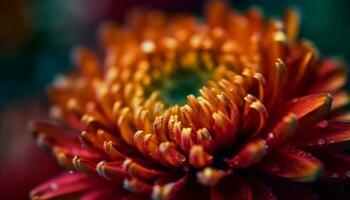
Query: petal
331 91 350 111
265 113 297 148
225 138 267 168
96 161 127 181
30 172 104 200
247 176 277 200
259 145 323 182
211 174 253 200
152 174 191 200
123 159 165 181
240 94 268 138
308 59 347 93
197 167 229 186
79 187 114 200
189 145 213 168
293 121 350 148
281 93 332 127
320 152 350 180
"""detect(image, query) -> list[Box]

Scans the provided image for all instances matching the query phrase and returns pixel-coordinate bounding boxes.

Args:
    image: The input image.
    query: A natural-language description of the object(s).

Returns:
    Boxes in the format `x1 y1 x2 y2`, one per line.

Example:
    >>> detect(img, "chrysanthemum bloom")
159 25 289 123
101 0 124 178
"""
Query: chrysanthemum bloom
30 1 350 199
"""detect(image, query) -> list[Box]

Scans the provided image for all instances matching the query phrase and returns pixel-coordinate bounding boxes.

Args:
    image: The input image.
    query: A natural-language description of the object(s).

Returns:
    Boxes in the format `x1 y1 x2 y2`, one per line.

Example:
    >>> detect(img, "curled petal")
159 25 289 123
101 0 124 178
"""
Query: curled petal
123 178 153 195
159 142 186 167
96 161 127 180
197 167 228 186
240 94 268 138
196 128 216 153
123 159 165 180
73 156 98 173
212 111 238 150
189 145 213 168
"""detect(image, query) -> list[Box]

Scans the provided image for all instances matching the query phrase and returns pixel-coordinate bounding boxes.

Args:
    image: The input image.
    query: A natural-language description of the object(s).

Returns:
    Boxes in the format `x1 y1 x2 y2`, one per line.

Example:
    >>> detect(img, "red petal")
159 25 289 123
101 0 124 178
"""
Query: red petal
225 138 267 168
308 59 347 93
211 174 253 200
281 93 332 126
247 176 277 200
79 187 114 200
123 159 165 180
293 121 350 148
152 174 191 200
265 113 297 148
320 152 350 180
96 161 127 181
30 172 104 200
259 145 323 182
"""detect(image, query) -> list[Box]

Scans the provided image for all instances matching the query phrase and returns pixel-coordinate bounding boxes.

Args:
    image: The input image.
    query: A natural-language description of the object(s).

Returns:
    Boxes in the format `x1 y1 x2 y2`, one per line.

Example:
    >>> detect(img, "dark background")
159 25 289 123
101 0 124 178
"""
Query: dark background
0 0 349 199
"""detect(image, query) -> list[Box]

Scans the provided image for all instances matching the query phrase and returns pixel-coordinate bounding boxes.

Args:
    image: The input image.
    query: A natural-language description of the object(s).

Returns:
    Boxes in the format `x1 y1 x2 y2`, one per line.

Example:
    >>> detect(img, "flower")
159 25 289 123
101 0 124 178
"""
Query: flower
30 1 350 199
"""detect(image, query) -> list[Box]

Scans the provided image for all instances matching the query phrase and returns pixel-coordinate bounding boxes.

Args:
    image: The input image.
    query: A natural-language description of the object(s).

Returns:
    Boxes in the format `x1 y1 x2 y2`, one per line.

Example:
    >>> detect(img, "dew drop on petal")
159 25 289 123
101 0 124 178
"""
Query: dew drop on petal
267 133 274 139
331 173 339 178
318 138 326 145
317 120 329 128
345 171 350 178
50 183 58 190
271 164 281 173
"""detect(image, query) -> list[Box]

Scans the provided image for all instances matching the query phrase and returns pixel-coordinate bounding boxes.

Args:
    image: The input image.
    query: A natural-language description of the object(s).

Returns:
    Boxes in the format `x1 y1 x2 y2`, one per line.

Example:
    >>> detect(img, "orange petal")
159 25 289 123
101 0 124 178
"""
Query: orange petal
197 167 227 186
240 94 268 138
189 145 213 168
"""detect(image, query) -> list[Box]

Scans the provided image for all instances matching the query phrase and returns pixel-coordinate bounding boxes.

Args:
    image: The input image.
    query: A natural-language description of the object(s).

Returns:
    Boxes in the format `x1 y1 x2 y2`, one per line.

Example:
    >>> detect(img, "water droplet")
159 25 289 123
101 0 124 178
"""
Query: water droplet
233 160 239 166
318 138 326 145
318 120 329 128
331 173 339 178
345 171 350 178
267 133 274 139
271 164 281 172
50 183 58 190
69 170 74 174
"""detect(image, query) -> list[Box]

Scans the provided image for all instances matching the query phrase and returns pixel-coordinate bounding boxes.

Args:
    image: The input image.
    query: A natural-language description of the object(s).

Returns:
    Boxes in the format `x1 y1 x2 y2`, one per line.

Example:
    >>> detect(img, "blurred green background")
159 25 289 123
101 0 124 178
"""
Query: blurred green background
0 0 349 104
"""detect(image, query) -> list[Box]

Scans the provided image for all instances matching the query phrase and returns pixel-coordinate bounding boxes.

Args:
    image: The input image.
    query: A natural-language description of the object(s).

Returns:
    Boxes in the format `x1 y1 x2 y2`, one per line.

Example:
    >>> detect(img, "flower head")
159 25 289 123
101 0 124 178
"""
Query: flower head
31 1 350 199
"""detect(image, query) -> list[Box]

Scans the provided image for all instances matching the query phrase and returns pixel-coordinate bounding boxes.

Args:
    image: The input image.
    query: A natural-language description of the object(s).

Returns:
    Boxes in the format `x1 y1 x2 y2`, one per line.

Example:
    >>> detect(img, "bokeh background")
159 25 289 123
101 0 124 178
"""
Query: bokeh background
0 0 349 199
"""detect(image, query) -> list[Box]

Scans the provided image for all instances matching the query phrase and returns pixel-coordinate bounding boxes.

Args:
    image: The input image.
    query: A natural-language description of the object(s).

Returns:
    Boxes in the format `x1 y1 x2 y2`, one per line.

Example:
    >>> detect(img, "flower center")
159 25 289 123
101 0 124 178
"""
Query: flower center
148 68 210 105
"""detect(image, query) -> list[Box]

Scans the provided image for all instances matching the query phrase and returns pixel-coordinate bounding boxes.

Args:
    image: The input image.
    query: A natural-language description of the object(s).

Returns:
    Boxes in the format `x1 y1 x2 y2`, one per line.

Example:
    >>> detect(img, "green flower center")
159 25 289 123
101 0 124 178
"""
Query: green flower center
149 68 210 106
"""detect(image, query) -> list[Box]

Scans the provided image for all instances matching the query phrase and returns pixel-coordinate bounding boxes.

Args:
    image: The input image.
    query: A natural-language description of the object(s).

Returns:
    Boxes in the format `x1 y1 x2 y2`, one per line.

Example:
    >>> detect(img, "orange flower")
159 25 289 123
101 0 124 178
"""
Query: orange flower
30 1 350 199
